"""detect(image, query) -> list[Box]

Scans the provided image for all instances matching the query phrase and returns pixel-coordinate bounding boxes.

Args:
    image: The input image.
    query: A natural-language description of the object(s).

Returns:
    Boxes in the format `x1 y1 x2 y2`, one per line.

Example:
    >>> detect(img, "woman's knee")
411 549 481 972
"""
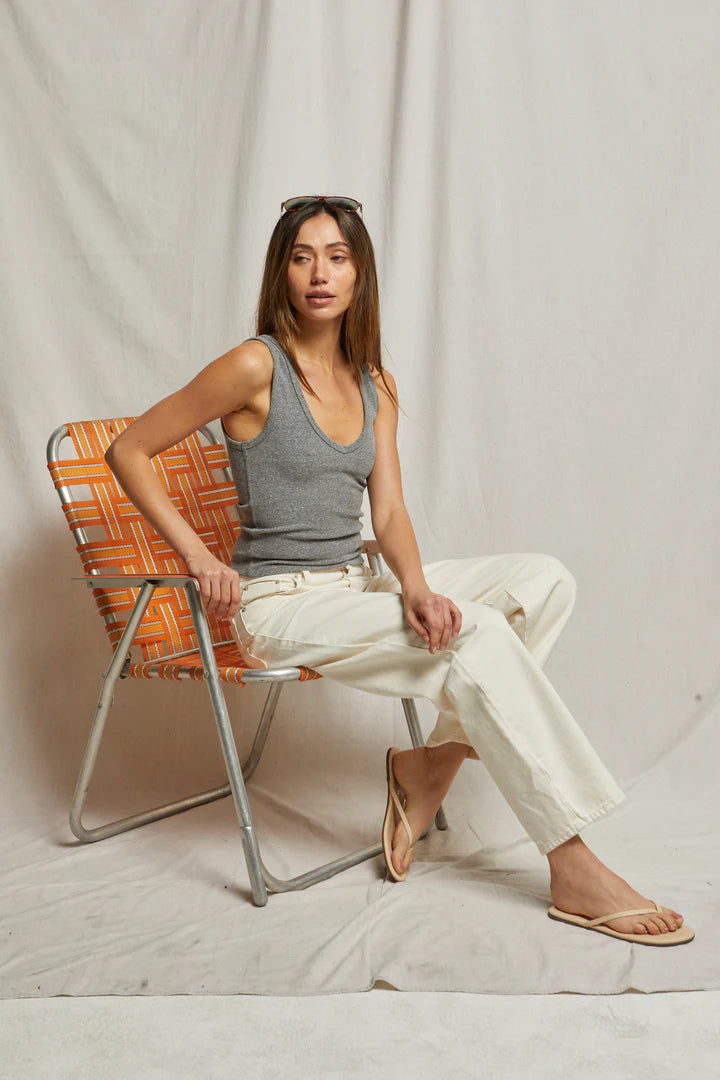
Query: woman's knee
529 553 576 607
548 555 576 607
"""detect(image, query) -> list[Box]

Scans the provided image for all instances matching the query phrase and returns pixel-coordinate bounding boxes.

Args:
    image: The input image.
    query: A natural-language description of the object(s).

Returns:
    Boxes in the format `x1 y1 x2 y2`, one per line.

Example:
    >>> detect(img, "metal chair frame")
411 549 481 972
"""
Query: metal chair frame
47 421 447 907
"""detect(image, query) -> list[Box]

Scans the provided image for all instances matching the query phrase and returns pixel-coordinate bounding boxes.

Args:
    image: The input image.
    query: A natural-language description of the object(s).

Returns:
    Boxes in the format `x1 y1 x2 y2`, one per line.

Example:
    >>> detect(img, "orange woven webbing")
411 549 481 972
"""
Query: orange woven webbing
48 419 267 677
128 648 321 684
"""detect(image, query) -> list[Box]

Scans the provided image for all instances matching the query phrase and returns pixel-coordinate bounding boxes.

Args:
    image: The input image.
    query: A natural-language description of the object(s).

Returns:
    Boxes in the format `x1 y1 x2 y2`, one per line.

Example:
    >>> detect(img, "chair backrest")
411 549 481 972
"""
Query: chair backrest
47 418 241 661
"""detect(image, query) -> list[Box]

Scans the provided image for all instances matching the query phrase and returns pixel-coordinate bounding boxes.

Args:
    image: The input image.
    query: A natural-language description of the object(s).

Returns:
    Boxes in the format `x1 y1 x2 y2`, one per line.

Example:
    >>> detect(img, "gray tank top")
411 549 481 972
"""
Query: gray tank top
224 334 379 577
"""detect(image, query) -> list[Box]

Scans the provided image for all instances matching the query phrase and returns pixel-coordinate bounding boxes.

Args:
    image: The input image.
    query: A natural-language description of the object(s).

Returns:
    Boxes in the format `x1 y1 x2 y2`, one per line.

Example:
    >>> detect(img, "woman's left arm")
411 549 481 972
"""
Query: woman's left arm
367 370 462 653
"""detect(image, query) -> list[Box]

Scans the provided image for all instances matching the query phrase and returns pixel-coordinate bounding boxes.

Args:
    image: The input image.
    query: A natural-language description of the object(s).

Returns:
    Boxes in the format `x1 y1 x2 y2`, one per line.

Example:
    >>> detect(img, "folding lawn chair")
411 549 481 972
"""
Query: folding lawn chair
46 418 447 906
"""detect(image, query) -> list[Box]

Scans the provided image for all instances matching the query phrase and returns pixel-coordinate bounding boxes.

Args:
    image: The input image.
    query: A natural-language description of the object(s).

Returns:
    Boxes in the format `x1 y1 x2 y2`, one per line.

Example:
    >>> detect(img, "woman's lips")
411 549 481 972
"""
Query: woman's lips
307 295 335 306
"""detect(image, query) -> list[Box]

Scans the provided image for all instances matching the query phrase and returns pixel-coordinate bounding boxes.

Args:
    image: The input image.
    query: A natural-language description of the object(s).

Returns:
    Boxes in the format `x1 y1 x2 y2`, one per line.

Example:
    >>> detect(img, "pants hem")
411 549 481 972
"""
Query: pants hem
534 790 628 856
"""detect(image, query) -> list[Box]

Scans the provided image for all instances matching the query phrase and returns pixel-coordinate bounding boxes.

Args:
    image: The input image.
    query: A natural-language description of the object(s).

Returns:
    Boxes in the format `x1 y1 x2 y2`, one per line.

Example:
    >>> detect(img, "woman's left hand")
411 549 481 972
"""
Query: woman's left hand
402 585 463 653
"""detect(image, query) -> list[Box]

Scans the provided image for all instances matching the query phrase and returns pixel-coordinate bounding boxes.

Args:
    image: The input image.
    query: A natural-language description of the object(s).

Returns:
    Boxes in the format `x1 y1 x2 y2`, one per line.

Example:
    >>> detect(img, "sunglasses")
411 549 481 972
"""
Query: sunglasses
280 195 363 215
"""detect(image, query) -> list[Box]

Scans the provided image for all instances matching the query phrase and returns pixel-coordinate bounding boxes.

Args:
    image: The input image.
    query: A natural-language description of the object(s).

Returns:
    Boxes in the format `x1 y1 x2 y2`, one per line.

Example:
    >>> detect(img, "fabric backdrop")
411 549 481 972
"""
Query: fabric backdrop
1 0 717 997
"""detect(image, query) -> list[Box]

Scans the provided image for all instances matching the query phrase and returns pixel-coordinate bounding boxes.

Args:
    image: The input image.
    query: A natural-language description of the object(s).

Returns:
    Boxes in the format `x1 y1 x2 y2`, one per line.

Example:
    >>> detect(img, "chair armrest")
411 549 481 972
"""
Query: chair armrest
72 574 200 590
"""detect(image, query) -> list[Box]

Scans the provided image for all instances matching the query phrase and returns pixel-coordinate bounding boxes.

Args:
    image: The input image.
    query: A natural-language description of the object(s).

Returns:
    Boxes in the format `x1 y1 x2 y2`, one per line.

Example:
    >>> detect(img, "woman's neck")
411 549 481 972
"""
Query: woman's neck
291 319 346 375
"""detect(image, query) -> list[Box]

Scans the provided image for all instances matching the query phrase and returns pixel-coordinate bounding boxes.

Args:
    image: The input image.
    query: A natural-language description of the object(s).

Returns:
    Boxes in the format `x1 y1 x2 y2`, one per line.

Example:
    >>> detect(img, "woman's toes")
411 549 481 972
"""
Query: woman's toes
662 907 682 928
396 851 413 874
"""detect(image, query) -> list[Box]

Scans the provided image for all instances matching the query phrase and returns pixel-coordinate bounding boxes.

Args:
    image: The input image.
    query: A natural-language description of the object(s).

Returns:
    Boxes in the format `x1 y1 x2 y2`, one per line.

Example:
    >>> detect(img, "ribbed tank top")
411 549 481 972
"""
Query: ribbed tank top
224 334 379 577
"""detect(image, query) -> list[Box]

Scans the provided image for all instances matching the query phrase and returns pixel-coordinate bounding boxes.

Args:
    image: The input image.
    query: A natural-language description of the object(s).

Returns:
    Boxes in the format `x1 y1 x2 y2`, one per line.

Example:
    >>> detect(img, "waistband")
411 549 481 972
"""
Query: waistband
238 563 372 604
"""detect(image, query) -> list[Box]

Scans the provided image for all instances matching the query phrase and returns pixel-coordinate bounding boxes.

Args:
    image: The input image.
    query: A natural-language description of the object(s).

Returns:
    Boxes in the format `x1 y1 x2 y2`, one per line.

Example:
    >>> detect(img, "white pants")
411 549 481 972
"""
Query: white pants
232 553 627 855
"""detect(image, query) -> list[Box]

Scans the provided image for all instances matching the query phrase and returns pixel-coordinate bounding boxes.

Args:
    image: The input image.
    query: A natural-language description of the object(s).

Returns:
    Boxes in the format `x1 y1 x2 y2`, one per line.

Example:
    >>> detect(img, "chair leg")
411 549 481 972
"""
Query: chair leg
257 840 385 895
73 582 404 906
190 604 386 901
186 587 269 906
240 681 284 782
242 705 387 895
401 698 449 832
189 589 403 899
69 675 277 844
69 581 235 844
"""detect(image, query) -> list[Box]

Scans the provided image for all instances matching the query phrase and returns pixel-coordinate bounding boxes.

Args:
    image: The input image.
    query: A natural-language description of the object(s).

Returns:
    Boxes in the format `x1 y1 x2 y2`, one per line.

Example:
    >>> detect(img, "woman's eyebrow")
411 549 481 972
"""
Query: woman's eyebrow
292 241 350 251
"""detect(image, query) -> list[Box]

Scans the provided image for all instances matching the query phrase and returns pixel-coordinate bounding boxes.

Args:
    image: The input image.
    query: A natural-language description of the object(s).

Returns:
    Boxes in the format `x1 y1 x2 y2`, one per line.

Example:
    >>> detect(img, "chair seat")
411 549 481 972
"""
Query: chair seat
127 642 322 684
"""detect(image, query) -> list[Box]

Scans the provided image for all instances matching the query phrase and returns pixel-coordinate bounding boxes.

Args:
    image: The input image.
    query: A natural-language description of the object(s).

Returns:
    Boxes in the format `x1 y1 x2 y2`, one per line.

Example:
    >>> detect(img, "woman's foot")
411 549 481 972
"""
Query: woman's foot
547 835 684 936
389 743 469 876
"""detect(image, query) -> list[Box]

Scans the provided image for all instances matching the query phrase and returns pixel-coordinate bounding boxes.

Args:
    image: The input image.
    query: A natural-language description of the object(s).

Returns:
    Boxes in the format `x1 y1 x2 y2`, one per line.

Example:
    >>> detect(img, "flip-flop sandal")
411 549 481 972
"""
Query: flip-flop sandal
548 900 695 945
382 747 415 882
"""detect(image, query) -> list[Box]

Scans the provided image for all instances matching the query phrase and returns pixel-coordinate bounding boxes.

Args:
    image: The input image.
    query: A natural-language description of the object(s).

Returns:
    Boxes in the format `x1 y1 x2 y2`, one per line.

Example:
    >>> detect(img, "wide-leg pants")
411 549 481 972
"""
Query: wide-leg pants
231 553 627 855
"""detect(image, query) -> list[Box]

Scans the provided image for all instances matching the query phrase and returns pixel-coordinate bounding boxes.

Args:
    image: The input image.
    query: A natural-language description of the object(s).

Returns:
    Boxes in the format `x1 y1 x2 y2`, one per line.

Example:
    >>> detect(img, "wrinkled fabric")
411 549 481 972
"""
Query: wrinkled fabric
234 553 626 855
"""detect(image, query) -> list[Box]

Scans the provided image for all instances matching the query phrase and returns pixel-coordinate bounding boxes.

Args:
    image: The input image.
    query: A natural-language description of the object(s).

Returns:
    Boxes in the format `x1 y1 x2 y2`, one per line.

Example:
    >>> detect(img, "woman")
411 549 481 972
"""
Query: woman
106 194 692 945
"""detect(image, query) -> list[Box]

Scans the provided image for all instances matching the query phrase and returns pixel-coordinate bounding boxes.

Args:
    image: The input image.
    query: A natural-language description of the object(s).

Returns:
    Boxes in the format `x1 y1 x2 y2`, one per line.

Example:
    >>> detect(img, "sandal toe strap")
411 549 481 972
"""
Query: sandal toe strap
390 784 414 848
586 900 661 928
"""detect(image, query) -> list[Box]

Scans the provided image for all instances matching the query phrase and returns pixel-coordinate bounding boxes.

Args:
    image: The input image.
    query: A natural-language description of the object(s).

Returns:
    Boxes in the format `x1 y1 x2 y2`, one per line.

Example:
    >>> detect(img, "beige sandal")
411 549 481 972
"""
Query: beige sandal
548 900 695 945
382 747 415 882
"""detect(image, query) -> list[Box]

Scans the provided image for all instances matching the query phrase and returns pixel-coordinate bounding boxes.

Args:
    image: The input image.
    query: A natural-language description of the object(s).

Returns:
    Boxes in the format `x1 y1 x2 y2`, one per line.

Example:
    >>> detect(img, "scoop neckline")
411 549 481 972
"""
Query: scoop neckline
267 334 370 454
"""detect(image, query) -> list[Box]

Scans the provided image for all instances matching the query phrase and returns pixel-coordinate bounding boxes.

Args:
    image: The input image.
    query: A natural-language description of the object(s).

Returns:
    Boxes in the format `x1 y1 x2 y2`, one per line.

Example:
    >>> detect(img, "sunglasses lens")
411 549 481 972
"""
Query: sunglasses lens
328 197 360 212
283 197 316 212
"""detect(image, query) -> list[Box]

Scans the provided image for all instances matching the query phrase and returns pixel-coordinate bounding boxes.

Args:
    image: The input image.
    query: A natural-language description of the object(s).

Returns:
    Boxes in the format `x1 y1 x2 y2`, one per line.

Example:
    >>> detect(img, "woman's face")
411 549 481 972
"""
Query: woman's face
286 212 357 322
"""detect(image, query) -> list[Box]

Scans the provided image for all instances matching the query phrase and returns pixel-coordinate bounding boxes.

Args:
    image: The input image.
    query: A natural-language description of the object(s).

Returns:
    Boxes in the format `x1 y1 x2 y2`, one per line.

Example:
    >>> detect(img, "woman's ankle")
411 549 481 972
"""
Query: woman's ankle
423 742 470 787
546 835 597 877
394 742 468 793
425 741 471 766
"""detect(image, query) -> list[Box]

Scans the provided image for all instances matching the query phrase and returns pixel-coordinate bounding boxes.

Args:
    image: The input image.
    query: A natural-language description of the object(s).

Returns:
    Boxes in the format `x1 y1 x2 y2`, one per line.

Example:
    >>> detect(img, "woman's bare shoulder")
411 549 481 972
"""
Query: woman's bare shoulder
370 366 398 405
371 365 396 385
216 337 274 393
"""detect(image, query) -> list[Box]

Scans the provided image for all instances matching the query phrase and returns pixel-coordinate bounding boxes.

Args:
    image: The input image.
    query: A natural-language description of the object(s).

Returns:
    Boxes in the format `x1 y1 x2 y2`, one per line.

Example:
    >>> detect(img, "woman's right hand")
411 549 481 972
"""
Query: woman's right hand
185 550 242 621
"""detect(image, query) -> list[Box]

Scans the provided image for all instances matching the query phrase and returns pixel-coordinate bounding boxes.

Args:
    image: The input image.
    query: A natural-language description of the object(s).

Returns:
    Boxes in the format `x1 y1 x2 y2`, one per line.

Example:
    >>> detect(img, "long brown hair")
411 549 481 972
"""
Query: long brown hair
255 202 397 405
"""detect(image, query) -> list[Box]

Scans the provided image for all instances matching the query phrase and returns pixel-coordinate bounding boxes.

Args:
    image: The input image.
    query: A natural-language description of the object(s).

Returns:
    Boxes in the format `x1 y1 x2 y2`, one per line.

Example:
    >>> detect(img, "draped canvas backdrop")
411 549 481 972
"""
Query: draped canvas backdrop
0 0 717 996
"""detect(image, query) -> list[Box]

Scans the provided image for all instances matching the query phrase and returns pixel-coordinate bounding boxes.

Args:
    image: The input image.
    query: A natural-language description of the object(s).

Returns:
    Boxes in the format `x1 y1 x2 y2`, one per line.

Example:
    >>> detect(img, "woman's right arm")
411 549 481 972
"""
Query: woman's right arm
104 341 271 620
